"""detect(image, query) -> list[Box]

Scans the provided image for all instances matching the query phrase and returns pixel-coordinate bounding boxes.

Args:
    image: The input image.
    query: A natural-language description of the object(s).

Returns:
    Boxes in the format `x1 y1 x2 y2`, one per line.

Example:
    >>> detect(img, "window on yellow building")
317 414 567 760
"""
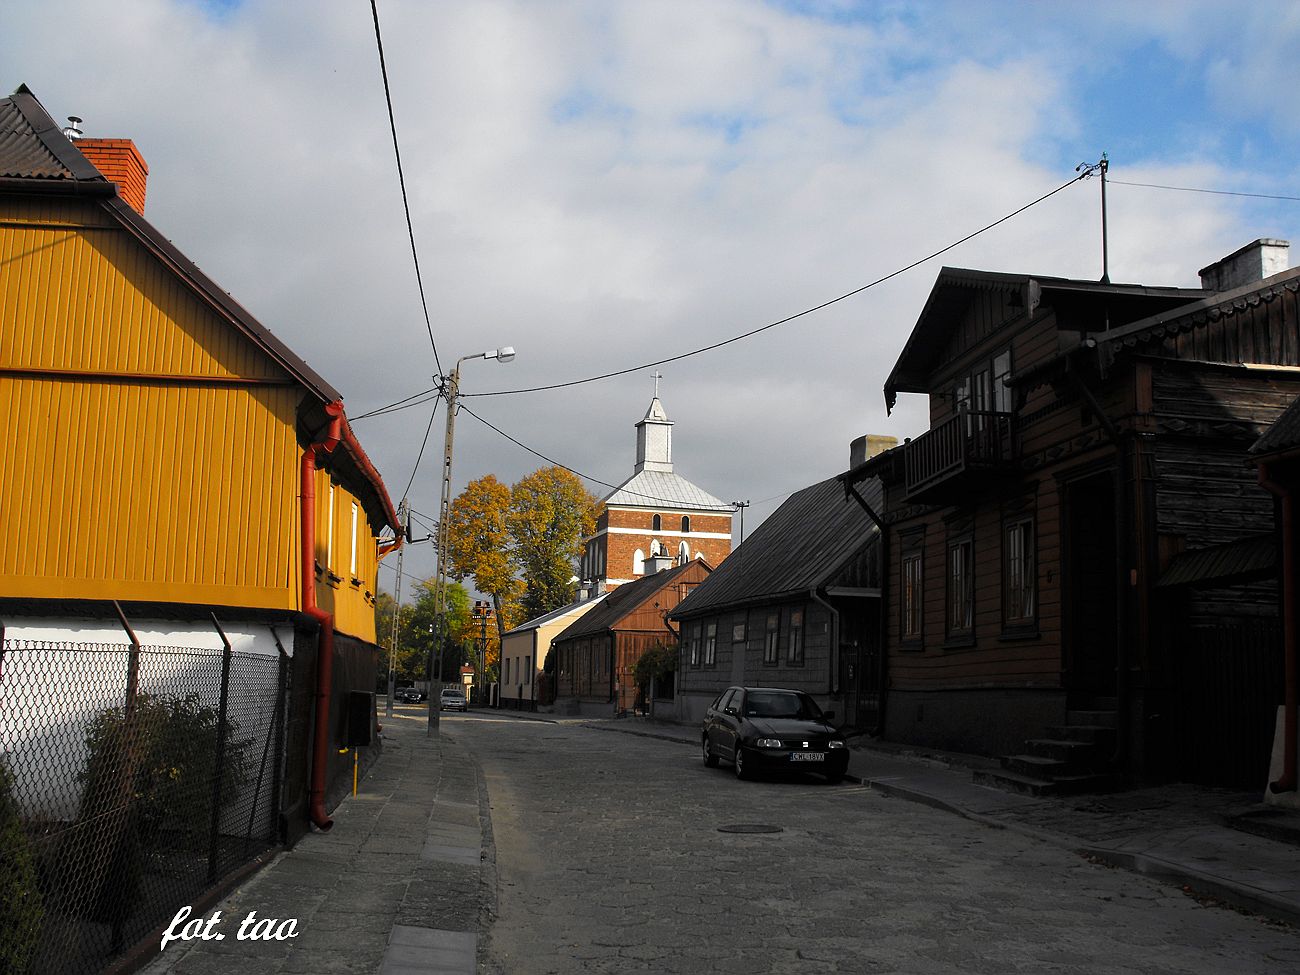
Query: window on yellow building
327 483 336 571
350 502 360 579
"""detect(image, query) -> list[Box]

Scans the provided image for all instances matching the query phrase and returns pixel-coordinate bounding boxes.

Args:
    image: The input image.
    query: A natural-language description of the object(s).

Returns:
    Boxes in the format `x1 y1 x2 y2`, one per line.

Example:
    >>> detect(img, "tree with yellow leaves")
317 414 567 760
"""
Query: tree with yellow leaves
509 467 602 619
445 473 523 643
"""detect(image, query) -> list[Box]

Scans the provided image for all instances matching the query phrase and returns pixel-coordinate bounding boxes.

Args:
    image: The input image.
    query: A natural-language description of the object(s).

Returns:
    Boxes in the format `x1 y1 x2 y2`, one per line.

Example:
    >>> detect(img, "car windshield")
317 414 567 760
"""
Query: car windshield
442 691 463 699
743 691 821 720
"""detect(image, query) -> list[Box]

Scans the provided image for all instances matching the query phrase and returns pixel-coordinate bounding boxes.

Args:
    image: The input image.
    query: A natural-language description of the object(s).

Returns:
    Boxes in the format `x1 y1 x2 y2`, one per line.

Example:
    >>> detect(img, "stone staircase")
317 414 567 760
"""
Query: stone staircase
974 698 1122 797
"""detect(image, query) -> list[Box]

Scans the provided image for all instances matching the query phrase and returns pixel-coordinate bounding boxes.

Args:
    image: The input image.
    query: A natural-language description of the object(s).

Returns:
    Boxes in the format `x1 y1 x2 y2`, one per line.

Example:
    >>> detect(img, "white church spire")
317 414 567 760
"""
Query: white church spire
635 376 674 474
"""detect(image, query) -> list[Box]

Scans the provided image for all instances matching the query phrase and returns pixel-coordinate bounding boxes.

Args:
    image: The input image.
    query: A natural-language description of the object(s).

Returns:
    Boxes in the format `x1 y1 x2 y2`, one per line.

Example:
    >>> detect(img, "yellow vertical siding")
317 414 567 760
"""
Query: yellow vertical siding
310 468 381 643
0 377 301 607
0 196 301 608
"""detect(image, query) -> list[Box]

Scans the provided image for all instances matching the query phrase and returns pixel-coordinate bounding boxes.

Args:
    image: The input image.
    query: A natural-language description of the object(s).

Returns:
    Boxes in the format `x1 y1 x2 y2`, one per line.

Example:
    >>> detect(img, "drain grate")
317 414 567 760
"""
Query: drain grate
717 823 783 834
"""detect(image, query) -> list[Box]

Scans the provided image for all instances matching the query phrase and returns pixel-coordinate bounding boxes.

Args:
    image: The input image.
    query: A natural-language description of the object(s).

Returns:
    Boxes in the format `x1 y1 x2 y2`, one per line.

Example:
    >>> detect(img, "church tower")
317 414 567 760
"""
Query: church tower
581 386 733 592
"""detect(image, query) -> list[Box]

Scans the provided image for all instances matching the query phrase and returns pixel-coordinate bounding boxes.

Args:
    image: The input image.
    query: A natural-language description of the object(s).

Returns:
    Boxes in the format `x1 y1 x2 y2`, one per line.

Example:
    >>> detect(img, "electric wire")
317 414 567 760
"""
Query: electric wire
461 171 1091 399
400 396 441 502
369 0 443 374
1109 179 1300 203
352 386 440 421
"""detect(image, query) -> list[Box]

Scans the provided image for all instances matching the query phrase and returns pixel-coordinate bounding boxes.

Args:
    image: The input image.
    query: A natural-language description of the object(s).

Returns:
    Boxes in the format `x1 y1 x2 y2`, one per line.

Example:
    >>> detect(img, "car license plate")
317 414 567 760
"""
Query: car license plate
790 752 825 762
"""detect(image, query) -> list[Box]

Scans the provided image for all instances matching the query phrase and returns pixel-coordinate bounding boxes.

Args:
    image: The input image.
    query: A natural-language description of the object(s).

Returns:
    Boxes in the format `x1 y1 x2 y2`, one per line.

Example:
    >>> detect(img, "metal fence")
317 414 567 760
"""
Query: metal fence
0 632 289 975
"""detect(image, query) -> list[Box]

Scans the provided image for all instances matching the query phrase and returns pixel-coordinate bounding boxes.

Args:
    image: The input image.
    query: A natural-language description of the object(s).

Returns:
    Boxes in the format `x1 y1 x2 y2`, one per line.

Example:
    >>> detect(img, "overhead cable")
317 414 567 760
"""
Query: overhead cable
1109 179 1300 203
461 171 1091 399
369 0 444 374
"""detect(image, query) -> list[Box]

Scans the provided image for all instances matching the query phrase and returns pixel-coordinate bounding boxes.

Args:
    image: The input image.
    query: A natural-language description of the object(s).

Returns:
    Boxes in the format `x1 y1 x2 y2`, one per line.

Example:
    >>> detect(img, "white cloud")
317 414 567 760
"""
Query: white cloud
9 0 1298 585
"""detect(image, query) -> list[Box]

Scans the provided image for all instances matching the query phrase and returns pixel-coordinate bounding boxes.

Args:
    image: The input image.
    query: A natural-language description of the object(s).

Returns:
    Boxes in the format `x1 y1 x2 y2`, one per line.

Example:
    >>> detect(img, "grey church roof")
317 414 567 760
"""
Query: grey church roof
603 469 733 512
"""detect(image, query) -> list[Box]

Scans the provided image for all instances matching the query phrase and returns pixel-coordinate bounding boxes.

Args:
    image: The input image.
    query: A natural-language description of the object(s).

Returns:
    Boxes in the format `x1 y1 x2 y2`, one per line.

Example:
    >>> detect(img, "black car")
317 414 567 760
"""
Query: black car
702 686 849 783
397 688 425 704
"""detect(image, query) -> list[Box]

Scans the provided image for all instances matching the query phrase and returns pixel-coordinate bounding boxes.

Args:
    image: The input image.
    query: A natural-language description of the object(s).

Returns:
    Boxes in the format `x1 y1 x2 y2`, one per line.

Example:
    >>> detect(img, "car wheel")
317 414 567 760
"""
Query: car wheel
702 735 719 768
734 745 750 780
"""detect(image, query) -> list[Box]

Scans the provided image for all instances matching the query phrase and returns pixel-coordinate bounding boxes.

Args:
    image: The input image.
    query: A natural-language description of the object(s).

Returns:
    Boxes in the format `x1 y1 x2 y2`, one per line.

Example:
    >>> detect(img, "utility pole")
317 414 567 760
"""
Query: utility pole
384 498 409 719
732 500 750 546
1077 153 1110 284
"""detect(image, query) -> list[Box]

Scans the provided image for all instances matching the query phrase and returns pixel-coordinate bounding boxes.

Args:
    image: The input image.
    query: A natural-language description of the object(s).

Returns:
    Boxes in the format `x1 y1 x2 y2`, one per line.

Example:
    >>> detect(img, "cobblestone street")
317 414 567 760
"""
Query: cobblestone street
463 715 1300 975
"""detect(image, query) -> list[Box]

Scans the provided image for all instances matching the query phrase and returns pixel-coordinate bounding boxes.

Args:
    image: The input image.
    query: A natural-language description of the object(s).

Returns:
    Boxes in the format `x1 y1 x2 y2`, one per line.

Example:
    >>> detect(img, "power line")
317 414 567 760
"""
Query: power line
369 0 443 374
352 386 440 422
462 171 1090 399
1109 178 1300 203
401 396 441 501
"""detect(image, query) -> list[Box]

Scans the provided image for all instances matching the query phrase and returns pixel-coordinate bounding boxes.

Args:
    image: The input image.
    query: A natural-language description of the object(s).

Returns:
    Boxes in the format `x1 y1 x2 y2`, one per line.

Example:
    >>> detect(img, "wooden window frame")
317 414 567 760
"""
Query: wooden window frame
704 622 717 667
786 608 805 666
1002 516 1038 636
763 613 779 665
946 533 975 647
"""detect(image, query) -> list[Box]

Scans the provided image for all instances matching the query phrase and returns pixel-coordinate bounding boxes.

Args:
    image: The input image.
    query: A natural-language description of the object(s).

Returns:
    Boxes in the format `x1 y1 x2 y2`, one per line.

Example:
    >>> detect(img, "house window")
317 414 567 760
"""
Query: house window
954 348 1013 432
681 515 690 532
947 537 974 637
349 502 359 578
704 622 717 666
689 624 701 667
1004 518 1035 625
505 658 511 683
763 613 779 665
326 483 336 569
652 514 662 531
732 621 747 643
787 609 804 666
902 551 923 641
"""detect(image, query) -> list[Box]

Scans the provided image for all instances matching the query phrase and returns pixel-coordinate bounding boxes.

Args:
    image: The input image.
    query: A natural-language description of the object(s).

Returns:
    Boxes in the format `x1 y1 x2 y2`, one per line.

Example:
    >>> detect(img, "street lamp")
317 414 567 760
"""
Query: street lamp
428 346 515 737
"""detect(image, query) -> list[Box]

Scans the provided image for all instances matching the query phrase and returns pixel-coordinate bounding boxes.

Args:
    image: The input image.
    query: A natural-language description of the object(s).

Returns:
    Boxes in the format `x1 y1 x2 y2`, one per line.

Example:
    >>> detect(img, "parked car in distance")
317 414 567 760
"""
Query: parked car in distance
702 686 848 783
439 687 469 712
397 688 425 704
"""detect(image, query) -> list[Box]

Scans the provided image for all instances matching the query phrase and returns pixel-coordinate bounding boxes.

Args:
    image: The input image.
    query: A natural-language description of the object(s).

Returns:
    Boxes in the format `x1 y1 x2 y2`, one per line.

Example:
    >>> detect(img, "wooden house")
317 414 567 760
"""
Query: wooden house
670 469 885 729
500 595 607 710
842 240 1300 792
552 559 710 717
0 85 401 831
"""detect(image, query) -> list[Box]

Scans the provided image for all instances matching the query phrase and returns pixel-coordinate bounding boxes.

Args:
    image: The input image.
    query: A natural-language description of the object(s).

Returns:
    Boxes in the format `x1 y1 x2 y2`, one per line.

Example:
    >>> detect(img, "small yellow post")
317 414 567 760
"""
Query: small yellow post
353 747 359 796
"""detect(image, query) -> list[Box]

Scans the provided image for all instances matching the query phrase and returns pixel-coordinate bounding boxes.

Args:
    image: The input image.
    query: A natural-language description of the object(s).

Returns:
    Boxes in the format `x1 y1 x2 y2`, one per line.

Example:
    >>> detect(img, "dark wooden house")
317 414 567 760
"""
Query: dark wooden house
669 472 883 730
843 239 1300 792
551 558 711 717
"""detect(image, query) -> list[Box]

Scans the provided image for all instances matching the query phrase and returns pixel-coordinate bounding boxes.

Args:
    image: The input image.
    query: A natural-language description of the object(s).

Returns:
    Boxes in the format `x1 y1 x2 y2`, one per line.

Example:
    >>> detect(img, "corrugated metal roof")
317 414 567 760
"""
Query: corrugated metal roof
603 469 732 511
1251 395 1300 457
503 594 608 635
554 560 704 643
672 474 881 618
1156 534 1276 588
0 85 103 181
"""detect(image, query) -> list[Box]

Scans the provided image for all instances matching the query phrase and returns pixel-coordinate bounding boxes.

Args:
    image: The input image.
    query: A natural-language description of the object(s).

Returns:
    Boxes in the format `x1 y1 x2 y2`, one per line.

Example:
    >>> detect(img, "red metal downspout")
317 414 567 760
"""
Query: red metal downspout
1260 462 1297 794
303 401 344 831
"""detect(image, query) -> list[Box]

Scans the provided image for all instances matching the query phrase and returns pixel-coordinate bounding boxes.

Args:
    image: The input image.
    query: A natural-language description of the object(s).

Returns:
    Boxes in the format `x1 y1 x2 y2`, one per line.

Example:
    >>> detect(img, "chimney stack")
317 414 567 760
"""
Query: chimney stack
645 552 675 574
850 433 898 469
74 136 149 216
1199 239 1290 292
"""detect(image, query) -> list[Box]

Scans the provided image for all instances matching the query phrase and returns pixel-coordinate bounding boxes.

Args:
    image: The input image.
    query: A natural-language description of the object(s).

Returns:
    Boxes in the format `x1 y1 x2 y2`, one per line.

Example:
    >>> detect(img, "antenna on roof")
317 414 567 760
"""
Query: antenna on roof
62 116 83 141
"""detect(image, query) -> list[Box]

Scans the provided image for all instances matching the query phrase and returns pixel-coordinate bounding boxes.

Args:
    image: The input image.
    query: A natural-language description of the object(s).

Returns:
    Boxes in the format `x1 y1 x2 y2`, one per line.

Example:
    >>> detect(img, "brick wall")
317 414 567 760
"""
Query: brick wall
75 138 149 215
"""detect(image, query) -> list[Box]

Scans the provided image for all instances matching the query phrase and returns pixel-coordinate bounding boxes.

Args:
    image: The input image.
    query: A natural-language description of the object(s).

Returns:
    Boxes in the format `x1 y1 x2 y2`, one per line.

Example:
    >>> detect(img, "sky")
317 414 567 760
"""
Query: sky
10 0 1300 592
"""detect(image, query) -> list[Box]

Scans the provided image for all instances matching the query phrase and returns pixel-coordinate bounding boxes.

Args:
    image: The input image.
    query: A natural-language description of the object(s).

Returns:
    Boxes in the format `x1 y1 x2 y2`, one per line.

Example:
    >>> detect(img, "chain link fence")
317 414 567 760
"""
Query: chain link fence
0 633 289 975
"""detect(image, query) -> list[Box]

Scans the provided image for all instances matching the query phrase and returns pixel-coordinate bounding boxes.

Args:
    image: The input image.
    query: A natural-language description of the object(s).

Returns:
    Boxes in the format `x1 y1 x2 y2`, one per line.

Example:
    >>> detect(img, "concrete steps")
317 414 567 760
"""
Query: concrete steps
977 699 1121 797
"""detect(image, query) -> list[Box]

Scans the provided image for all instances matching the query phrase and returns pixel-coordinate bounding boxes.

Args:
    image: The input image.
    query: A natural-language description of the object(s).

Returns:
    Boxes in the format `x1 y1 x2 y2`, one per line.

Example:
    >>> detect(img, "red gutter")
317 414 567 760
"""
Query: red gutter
1259 462 1297 794
303 402 344 831
335 412 403 555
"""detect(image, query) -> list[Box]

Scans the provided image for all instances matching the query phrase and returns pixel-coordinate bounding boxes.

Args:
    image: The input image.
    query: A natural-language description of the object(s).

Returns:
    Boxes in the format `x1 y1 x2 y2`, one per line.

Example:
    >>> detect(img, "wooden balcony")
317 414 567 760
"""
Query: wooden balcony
903 411 1016 503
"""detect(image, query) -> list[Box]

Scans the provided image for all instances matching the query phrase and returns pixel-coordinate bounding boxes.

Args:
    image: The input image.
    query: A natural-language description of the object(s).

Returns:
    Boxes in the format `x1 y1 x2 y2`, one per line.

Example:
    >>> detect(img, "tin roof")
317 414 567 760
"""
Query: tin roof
1156 534 1276 588
1251 395 1300 458
554 559 707 643
671 474 881 618
603 468 733 511
503 594 608 636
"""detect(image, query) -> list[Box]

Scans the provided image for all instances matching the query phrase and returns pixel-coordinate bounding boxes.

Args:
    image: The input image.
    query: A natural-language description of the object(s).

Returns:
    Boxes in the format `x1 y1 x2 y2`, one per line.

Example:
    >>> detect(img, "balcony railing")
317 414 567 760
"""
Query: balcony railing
903 410 1015 500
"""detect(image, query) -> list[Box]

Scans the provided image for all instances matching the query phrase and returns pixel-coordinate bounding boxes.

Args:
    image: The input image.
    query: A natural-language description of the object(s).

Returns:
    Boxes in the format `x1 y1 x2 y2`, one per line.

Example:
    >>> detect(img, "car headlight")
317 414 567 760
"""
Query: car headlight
755 738 784 749
827 740 847 749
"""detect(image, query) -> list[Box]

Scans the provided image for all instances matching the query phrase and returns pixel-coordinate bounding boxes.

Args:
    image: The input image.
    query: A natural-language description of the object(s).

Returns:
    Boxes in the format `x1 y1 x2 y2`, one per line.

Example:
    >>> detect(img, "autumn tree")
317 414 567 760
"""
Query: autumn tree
508 467 602 619
445 474 522 641
376 581 473 685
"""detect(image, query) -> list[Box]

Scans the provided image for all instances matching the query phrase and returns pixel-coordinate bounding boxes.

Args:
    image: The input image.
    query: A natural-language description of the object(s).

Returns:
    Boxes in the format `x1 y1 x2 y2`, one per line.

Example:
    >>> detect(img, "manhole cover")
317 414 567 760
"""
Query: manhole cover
717 823 783 834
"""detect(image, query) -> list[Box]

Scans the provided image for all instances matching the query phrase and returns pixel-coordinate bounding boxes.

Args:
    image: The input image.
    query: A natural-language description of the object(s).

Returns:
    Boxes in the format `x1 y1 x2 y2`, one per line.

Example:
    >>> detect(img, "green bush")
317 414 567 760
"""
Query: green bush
633 642 677 689
67 693 248 930
0 761 44 974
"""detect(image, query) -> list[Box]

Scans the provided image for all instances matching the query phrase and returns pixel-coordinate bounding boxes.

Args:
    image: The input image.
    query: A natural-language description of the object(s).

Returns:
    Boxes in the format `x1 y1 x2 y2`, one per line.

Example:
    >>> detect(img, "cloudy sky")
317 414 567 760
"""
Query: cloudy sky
11 0 1300 589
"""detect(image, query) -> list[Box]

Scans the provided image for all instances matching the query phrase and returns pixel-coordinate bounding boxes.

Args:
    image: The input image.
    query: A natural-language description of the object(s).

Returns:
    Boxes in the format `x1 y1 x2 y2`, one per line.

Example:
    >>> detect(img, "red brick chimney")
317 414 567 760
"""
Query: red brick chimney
75 138 149 215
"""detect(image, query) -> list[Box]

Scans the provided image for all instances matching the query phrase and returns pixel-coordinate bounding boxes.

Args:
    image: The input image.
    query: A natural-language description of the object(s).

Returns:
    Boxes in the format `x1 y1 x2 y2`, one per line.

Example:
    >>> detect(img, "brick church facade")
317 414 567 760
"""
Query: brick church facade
581 393 733 591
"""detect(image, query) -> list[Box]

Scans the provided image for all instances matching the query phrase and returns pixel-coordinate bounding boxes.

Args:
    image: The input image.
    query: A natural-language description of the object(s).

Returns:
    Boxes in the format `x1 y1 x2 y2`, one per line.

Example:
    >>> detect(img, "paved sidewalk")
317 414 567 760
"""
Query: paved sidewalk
140 710 491 975
582 714 1300 927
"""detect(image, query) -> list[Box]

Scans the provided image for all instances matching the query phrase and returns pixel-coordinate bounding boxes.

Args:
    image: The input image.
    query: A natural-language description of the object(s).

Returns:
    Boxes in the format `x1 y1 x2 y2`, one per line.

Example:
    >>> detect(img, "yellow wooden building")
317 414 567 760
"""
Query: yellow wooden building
0 85 400 641
0 84 401 834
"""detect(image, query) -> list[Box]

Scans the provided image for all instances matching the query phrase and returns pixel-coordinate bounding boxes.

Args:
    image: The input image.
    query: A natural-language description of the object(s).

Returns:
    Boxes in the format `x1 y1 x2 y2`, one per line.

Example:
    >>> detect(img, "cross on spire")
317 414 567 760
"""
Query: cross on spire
651 370 662 398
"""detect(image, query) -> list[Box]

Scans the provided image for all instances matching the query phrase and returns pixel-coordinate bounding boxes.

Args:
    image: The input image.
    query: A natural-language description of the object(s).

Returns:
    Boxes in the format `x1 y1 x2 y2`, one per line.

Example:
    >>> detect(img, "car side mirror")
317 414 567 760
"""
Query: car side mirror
821 711 835 722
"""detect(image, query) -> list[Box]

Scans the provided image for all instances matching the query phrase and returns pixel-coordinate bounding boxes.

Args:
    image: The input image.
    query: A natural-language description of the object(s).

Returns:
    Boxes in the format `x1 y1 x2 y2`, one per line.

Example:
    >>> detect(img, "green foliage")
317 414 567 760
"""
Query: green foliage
68 693 248 923
633 642 677 689
509 467 601 619
406 580 473 682
0 762 43 975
